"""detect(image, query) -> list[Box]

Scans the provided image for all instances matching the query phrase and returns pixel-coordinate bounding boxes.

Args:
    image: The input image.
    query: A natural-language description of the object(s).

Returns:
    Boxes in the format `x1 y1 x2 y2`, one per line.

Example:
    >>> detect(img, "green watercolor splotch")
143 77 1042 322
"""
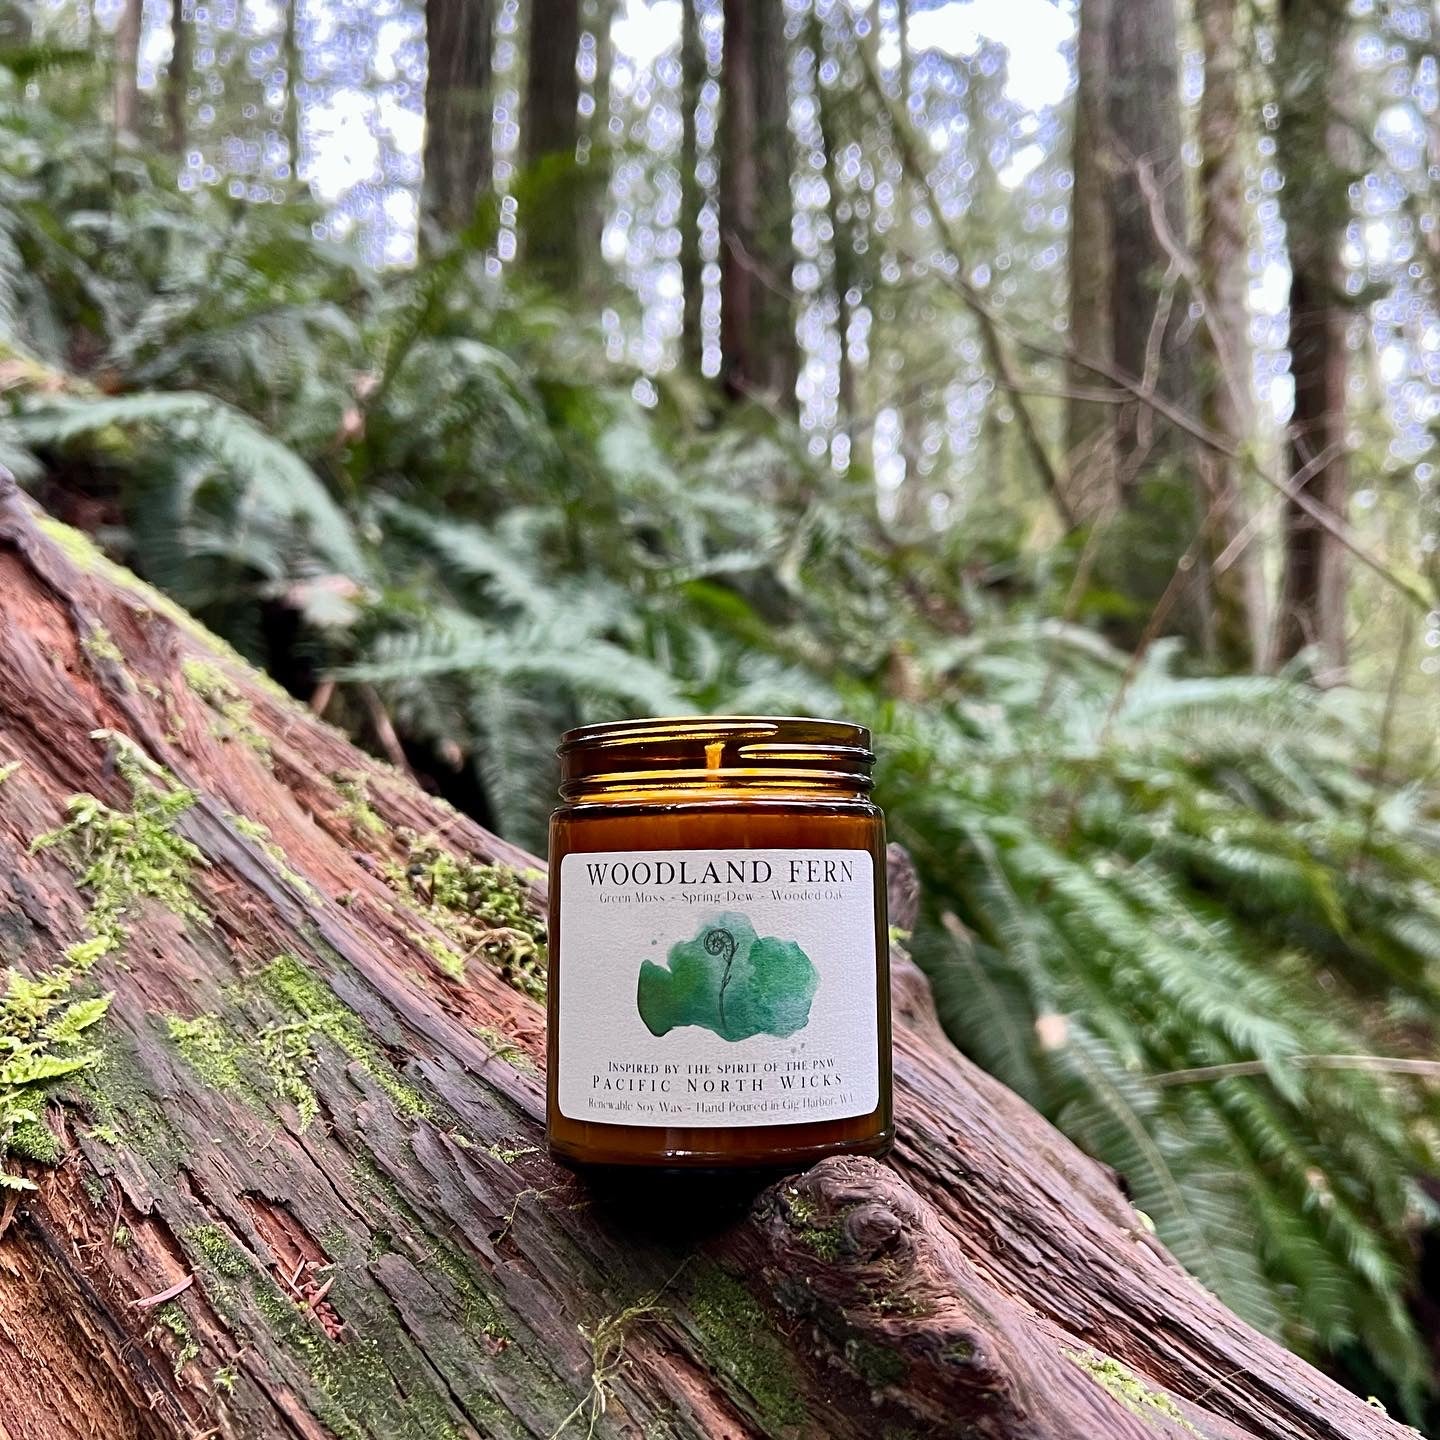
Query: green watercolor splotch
636 913 818 1042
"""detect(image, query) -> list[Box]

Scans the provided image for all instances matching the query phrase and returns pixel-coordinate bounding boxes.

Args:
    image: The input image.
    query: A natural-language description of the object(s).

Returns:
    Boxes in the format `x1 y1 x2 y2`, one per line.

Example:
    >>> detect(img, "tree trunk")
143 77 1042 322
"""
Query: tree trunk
283 0 302 180
809 11 856 448
1101 0 1210 645
894 0 910 105
113 0 143 144
579 0 612 297
423 0 493 231
166 0 190 158
1197 0 1266 668
522 0 582 288
679 0 706 371
719 0 797 410
1272 0 1351 676
1065 0 1116 525
0 477 1417 1440
0 0 31 47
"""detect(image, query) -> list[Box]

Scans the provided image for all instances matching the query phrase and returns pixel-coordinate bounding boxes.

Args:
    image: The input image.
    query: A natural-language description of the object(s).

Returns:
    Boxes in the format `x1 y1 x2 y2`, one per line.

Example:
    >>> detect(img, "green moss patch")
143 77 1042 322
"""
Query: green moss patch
385 836 546 1000
780 1186 847 1261
81 624 124 665
255 955 429 1118
31 729 208 959
334 774 387 837
164 954 430 1128
1 969 111 1187
224 813 319 899
410 929 466 982
687 1266 804 1430
149 1300 201 1380
1066 1351 1198 1433
1 733 225 1182
183 659 272 759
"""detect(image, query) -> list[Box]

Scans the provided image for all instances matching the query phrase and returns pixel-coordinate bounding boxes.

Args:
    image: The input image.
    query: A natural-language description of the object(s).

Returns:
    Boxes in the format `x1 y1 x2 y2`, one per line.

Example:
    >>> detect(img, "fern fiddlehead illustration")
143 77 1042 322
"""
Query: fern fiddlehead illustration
705 926 739 1035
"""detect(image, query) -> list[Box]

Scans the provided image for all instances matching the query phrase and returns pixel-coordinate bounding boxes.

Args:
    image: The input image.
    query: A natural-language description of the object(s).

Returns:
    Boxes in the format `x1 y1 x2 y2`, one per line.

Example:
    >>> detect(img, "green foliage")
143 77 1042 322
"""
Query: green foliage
891 640 1440 1400
1066 1350 1197 1433
1 730 210 1185
384 837 546 997
31 730 207 954
168 1008 330 1132
0 972 109 1187
4 61 1440 1407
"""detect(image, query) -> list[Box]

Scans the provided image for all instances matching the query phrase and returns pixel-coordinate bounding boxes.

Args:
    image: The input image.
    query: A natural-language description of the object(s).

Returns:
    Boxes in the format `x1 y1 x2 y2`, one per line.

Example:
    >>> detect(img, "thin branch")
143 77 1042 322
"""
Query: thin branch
1132 152 1249 422
1210 441 1343 574
856 34 1076 531
1100 495 1225 734
357 683 416 780
1154 1054 1440 1086
943 259 1432 613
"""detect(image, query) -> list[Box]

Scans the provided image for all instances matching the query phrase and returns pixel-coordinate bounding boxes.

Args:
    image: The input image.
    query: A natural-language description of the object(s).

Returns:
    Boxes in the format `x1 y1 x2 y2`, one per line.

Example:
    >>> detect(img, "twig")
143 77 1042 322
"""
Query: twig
1210 442 1344 575
0 1187 19 1241
133 1273 194 1308
1100 495 1227 735
306 1275 335 1311
357 683 415 780
720 230 801 305
1132 152 1249 422
1154 1054 1440 1086
855 32 1076 531
547 1256 692 1440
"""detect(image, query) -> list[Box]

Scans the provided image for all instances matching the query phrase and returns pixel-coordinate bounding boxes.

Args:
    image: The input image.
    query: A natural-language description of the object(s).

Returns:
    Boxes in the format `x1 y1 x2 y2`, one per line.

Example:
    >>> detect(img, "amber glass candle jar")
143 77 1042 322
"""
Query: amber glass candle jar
546 715 893 1169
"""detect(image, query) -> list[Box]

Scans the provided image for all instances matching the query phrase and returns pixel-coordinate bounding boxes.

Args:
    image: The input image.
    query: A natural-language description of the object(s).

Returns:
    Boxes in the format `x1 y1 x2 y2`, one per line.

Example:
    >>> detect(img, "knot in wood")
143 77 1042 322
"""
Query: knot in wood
844 1201 904 1261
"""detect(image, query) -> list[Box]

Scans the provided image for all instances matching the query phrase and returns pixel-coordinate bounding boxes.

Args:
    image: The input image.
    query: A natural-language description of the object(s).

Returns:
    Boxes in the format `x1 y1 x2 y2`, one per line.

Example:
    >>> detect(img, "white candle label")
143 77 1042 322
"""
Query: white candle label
556 848 880 1128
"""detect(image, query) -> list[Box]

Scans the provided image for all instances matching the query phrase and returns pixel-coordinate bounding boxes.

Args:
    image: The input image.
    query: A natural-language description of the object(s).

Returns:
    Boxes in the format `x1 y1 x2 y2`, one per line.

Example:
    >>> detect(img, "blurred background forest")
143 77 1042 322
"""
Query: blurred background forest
3 0 1440 1420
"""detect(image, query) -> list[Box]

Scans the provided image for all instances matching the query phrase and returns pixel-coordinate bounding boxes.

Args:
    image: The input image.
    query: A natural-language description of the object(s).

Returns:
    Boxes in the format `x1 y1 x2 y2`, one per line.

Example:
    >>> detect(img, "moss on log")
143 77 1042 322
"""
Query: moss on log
0 474 1416 1439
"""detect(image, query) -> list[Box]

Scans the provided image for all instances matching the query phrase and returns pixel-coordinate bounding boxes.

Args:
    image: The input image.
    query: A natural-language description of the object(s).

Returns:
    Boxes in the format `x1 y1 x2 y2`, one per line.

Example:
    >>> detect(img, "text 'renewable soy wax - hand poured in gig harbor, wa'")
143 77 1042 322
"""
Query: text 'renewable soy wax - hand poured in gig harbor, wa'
546 715 893 1168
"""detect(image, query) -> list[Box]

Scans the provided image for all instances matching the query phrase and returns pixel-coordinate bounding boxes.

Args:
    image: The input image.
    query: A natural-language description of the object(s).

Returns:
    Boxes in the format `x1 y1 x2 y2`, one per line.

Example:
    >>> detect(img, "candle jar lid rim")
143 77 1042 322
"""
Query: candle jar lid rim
556 715 875 801
558 714 871 753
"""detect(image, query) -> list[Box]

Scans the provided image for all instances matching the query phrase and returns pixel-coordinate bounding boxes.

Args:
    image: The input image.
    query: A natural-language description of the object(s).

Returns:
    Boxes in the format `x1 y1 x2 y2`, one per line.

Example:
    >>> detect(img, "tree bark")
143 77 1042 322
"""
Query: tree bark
809 11 856 447
894 0 910 105
283 0 301 180
522 0 582 288
166 0 190 158
579 0 612 297
1065 0 1116 525
423 0 493 230
1101 0 1210 645
0 0 30 47
0 477 1419 1439
1197 0 1265 668
1272 0 1351 676
113 0 144 144
719 0 797 410
679 0 706 371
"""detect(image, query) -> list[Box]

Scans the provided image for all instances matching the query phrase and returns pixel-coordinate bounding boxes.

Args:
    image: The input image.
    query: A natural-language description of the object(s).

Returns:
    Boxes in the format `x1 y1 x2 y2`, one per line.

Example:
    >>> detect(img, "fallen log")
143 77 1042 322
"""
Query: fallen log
0 475 1413 1438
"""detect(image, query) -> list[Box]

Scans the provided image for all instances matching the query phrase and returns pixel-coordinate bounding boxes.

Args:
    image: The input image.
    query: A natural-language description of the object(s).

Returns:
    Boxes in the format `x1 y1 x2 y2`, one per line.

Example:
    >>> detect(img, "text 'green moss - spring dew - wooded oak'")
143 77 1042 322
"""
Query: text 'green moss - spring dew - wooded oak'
0 472 1418 1439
